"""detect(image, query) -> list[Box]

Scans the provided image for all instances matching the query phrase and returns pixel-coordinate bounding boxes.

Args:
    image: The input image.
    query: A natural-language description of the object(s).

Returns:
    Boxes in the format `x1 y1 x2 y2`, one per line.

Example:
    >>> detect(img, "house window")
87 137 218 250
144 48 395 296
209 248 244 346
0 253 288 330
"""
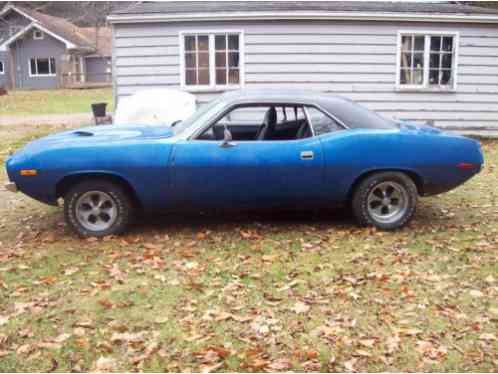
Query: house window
397 32 458 91
33 30 44 40
181 31 243 90
0 61 4 74
215 34 240 85
29 57 56 77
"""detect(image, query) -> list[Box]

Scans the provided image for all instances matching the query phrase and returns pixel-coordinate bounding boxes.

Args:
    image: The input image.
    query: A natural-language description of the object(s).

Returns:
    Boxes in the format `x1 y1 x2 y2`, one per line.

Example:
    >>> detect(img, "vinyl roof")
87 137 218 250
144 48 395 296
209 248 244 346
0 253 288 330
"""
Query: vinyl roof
112 1 498 16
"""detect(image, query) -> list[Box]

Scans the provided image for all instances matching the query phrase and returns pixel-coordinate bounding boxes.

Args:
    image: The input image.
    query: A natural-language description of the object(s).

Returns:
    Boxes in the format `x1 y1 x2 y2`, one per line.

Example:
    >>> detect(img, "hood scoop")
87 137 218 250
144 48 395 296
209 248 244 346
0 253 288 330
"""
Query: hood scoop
73 130 94 137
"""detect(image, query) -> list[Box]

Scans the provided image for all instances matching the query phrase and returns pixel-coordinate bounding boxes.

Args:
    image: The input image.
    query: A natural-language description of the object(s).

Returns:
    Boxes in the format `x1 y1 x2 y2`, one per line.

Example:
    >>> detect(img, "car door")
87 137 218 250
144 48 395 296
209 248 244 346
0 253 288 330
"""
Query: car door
171 138 324 209
169 104 325 209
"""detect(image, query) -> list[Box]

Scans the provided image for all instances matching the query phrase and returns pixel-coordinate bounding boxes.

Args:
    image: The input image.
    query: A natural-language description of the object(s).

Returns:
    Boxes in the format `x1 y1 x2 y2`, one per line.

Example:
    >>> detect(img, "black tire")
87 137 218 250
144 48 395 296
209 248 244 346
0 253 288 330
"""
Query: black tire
352 171 418 230
64 179 134 237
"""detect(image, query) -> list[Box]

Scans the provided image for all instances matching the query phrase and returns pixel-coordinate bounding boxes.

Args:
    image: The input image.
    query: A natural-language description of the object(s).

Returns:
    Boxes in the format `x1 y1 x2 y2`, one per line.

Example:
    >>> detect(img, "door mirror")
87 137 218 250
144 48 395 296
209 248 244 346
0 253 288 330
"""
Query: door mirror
220 125 235 148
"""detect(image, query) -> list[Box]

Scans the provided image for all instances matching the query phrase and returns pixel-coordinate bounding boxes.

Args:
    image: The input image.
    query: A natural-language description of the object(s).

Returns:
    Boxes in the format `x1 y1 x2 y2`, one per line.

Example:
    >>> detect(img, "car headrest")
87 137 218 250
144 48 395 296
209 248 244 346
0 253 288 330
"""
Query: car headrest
264 106 277 126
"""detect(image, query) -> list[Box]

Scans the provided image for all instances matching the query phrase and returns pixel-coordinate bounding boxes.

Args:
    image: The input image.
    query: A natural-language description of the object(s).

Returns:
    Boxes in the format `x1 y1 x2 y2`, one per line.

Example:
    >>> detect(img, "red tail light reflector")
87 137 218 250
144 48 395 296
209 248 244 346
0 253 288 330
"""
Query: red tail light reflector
457 163 478 170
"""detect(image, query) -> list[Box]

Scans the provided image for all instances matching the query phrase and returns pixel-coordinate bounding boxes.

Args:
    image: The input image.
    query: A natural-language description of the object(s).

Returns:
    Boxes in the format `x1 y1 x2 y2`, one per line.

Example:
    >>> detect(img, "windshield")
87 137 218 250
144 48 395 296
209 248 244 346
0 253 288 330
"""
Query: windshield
172 96 225 136
331 98 397 130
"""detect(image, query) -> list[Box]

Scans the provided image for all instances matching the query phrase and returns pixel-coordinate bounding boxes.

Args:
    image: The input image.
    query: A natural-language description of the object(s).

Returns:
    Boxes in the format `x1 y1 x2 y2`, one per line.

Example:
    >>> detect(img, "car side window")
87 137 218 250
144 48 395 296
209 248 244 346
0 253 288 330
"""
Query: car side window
197 105 270 141
306 106 344 136
196 104 314 141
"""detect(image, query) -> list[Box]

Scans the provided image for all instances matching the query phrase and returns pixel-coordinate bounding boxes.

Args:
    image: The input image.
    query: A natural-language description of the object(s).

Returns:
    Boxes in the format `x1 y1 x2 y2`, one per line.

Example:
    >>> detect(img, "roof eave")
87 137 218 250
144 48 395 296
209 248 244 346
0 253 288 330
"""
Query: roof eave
107 11 498 24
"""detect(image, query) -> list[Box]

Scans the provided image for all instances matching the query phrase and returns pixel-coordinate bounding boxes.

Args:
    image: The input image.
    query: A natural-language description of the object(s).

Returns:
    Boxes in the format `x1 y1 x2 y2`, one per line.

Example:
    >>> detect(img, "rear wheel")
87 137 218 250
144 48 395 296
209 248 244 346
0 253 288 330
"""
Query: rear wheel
64 180 134 237
352 172 418 230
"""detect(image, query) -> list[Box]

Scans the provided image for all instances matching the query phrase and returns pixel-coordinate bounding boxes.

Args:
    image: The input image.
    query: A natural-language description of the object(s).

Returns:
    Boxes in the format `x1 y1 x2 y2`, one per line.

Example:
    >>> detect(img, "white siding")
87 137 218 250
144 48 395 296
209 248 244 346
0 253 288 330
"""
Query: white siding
113 20 498 131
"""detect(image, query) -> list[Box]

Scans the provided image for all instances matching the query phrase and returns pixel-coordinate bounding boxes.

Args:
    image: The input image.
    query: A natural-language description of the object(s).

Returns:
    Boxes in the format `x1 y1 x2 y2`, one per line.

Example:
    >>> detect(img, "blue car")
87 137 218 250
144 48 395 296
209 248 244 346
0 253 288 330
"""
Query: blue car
5 90 483 237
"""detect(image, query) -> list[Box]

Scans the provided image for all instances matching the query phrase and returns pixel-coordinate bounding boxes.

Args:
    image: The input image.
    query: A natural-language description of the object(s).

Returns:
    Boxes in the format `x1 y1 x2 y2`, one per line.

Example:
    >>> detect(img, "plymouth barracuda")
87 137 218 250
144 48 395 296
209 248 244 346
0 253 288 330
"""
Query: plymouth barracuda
5 89 484 237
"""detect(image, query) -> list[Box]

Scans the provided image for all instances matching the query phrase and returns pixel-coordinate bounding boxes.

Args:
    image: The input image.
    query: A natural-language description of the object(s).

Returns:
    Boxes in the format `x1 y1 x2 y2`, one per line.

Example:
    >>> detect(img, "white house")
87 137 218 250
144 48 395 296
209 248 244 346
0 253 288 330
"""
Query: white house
107 1 498 134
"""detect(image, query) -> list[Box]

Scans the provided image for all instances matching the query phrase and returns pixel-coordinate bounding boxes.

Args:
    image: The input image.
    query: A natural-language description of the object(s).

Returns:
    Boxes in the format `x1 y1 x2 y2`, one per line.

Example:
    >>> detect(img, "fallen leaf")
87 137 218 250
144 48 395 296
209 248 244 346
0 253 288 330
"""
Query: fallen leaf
355 349 372 357
306 350 319 359
64 267 79 276
344 358 357 372
267 358 292 370
359 338 376 348
479 333 496 341
111 331 146 344
292 301 310 314
92 356 117 372
98 299 114 309
54 333 71 343
16 344 32 355
469 290 484 298
75 338 90 349
0 350 9 358
201 362 224 373
74 327 86 336
0 315 9 326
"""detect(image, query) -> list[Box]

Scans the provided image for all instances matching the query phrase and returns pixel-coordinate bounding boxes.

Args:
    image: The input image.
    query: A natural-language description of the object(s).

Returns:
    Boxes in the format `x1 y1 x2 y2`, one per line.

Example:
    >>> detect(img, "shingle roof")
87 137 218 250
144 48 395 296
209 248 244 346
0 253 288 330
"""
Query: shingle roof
14 5 94 49
112 1 498 16
1 4 112 55
78 27 112 56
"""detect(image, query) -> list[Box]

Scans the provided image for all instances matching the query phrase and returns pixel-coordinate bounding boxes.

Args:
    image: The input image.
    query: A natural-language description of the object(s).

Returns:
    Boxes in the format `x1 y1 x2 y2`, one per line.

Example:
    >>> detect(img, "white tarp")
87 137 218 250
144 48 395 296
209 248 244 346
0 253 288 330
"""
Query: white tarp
114 89 197 126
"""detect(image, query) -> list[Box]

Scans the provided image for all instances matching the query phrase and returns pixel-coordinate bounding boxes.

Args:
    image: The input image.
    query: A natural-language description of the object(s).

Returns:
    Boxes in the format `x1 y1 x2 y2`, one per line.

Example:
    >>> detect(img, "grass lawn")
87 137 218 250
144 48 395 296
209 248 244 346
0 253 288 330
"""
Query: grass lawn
0 88 113 117
0 125 497 372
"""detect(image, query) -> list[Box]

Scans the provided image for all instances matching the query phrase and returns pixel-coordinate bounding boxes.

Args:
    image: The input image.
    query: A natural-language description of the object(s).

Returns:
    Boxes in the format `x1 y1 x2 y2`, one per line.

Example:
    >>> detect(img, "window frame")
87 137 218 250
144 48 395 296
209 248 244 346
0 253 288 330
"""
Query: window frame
33 29 44 40
0 60 4 75
304 106 346 136
193 102 312 142
396 30 459 92
29 57 56 77
179 30 245 92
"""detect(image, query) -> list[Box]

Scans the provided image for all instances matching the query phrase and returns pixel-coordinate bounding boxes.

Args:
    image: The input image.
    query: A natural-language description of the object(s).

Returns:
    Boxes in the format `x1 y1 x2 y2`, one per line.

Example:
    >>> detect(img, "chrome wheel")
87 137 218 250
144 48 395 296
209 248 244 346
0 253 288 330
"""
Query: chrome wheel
367 181 409 224
75 191 117 232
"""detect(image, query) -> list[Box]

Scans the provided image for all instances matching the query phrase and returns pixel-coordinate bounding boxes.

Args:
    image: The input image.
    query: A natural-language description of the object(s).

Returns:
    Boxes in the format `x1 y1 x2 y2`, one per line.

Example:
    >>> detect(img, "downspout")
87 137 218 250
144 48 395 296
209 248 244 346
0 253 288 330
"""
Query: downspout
111 22 117 115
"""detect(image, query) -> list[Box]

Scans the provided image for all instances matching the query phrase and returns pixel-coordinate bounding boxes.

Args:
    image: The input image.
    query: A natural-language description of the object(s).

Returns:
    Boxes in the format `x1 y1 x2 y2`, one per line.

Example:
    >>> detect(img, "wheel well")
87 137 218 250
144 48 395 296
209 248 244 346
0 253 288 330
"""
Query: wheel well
56 173 143 210
347 169 424 200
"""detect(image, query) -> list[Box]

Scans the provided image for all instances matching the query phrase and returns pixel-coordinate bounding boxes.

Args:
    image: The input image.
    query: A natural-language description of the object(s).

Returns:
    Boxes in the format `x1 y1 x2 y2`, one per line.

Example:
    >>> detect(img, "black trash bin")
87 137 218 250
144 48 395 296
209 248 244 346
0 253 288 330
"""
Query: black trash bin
91 102 107 118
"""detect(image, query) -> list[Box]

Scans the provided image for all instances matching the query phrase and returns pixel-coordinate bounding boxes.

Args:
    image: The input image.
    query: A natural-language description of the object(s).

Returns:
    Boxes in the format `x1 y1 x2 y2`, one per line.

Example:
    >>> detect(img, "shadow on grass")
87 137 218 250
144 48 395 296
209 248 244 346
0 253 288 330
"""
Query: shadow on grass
130 206 356 234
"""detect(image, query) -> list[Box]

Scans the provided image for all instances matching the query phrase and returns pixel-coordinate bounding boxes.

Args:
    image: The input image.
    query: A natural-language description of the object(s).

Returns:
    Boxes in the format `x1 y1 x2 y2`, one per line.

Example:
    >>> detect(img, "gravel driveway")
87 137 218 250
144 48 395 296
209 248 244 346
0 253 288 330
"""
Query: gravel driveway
0 113 94 127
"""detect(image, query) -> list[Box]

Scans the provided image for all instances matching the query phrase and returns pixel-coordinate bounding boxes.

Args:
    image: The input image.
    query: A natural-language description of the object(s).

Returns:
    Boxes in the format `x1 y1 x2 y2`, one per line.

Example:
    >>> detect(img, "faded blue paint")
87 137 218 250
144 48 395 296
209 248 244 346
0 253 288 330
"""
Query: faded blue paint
5 93 484 215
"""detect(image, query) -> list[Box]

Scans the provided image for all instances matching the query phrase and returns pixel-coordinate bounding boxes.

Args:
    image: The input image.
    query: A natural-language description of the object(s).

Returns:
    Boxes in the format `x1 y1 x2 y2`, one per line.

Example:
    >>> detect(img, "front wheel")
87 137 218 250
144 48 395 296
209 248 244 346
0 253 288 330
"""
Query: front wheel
64 180 134 237
352 172 418 230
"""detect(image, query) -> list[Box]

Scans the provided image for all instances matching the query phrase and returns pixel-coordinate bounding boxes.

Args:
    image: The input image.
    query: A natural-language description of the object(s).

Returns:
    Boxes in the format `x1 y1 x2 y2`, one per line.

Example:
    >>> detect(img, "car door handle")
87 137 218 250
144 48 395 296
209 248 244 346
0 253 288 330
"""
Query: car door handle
300 151 314 160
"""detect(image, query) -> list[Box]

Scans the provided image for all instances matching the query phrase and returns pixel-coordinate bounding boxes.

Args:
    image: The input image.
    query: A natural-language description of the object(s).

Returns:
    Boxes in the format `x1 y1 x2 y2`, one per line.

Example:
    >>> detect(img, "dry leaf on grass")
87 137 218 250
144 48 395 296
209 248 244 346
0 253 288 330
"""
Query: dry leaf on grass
92 356 117 372
292 301 310 314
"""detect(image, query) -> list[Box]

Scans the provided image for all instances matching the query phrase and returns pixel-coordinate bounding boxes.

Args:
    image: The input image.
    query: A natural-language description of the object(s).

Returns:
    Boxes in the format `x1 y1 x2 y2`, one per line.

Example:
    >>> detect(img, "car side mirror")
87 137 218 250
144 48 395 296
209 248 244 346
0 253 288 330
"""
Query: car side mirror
220 125 235 148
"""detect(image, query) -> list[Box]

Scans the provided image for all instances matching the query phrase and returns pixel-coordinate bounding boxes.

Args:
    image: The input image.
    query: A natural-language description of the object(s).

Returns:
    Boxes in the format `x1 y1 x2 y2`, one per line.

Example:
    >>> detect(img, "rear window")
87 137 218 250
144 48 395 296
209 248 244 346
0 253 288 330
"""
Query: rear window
329 99 397 130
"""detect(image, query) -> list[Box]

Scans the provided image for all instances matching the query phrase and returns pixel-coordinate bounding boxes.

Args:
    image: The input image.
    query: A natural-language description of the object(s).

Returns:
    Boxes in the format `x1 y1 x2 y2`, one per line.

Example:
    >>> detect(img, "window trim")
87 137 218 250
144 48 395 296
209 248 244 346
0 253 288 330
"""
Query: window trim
190 102 349 141
29 57 56 77
33 29 44 40
179 30 245 92
304 105 349 136
395 30 459 92
0 61 4 75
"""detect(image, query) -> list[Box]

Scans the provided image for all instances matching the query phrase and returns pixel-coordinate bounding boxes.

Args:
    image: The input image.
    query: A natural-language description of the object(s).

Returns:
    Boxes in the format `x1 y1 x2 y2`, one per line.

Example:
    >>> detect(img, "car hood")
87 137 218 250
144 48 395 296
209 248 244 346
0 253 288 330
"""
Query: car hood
16 125 175 156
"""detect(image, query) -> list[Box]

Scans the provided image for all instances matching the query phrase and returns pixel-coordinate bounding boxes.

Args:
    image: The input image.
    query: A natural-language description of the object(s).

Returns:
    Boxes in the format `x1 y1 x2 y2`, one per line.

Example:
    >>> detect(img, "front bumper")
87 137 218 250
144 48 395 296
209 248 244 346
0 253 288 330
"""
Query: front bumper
4 182 18 193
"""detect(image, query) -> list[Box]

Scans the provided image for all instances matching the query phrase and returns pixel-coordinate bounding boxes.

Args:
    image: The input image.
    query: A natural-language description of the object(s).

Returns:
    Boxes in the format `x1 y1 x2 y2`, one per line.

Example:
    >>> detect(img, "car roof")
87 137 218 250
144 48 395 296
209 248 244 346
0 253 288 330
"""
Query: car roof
220 88 351 107
218 89 396 130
